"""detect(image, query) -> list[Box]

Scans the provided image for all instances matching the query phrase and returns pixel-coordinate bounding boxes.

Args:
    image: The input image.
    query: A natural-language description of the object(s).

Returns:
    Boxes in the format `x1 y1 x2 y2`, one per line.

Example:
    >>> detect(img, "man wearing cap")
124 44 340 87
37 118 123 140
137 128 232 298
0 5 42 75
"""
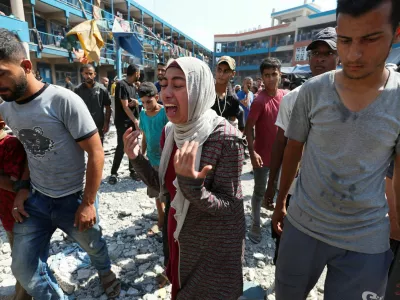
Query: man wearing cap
211 56 244 130
265 27 339 264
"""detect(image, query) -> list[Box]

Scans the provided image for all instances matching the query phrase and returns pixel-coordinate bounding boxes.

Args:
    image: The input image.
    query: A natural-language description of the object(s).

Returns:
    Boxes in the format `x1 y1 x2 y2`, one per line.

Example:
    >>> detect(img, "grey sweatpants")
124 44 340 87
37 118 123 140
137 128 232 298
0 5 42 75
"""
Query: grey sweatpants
275 219 393 300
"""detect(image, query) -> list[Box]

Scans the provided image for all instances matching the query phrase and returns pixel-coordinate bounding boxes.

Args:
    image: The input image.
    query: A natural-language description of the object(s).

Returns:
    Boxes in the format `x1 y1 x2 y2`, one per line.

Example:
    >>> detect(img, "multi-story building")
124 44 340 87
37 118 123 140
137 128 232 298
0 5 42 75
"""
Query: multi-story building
0 0 212 86
214 0 400 82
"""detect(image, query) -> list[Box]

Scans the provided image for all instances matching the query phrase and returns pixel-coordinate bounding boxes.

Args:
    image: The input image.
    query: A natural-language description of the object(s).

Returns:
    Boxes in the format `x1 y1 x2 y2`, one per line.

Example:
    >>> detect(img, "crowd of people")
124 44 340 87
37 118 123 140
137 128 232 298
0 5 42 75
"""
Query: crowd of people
0 0 399 299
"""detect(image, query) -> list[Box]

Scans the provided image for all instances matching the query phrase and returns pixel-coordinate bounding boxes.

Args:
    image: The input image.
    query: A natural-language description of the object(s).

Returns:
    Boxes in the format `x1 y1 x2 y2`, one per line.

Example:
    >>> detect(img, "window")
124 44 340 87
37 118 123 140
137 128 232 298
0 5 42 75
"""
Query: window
295 46 307 61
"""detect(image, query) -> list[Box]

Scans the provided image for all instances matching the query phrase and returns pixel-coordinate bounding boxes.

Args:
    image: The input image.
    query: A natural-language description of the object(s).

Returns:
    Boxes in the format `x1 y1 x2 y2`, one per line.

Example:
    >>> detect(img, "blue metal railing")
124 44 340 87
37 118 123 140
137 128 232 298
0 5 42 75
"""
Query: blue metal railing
29 29 63 47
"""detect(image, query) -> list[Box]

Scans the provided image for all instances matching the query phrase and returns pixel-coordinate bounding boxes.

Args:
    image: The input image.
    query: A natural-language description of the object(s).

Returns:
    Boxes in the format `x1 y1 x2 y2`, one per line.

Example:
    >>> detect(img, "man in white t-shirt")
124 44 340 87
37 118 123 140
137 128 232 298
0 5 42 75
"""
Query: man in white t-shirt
264 27 339 265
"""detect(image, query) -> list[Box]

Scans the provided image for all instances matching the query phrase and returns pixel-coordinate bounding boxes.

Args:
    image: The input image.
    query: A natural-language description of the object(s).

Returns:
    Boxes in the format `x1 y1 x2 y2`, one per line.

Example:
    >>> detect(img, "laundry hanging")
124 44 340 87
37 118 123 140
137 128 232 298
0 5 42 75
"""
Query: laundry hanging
66 19 104 63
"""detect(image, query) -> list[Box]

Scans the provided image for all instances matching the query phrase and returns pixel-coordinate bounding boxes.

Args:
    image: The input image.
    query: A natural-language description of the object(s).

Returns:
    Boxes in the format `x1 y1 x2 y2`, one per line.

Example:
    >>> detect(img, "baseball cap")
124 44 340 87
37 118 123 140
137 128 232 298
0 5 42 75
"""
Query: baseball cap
217 56 236 71
138 82 158 98
306 27 337 51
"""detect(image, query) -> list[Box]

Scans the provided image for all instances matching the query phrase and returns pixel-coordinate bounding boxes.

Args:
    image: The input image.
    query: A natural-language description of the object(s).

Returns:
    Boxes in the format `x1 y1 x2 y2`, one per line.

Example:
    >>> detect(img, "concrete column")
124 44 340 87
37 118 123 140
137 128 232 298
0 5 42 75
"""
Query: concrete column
51 63 56 84
11 0 30 59
116 46 122 79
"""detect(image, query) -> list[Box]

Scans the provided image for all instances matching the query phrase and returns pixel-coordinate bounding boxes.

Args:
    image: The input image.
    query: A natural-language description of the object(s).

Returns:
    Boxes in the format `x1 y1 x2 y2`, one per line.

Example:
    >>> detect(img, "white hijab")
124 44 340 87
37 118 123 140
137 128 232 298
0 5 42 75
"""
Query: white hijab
158 57 224 240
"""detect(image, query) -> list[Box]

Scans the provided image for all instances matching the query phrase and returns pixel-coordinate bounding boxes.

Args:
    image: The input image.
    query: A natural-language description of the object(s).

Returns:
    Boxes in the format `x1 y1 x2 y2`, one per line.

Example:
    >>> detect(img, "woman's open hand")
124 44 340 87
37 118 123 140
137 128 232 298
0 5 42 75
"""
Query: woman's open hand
174 141 212 179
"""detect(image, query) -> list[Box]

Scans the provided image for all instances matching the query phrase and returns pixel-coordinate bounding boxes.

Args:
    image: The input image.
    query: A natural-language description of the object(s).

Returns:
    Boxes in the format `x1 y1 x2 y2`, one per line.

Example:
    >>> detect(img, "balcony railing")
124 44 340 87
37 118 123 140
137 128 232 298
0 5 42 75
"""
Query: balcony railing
239 56 292 67
29 30 64 47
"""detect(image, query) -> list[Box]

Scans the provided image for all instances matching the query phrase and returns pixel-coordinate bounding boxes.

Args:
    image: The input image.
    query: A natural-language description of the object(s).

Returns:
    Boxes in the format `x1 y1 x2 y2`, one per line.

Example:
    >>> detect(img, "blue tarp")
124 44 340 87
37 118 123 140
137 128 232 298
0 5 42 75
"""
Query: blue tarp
113 32 143 60
282 64 311 74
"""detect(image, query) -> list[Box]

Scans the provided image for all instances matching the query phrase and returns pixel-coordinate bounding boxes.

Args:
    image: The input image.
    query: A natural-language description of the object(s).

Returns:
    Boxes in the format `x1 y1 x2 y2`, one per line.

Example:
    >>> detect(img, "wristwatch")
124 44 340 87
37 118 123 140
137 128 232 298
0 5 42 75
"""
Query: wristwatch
12 180 31 193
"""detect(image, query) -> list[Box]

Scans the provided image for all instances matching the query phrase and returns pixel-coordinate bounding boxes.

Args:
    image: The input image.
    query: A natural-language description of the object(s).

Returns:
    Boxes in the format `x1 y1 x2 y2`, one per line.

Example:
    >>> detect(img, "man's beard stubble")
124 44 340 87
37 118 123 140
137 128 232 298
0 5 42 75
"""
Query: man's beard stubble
1 72 28 102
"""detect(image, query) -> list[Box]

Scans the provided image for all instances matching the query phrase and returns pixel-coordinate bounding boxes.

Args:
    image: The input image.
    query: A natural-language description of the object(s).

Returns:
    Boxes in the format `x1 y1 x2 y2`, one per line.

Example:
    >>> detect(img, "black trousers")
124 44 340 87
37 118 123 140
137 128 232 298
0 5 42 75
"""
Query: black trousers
110 125 135 175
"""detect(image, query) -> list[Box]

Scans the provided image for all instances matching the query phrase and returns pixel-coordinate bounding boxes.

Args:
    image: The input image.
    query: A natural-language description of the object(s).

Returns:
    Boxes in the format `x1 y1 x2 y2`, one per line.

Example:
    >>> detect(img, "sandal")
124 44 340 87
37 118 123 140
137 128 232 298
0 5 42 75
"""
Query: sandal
147 224 162 237
156 272 169 288
100 271 121 299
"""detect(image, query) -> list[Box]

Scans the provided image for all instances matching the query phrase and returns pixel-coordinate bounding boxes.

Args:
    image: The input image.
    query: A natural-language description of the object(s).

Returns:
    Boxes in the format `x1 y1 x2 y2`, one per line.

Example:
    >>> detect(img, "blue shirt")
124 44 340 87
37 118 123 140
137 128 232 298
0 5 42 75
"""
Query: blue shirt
237 90 254 121
139 106 169 167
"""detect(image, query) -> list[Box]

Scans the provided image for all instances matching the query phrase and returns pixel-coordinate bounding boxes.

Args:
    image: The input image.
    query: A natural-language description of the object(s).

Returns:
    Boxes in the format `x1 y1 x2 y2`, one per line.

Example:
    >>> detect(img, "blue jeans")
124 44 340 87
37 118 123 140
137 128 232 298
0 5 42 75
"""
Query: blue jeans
251 167 270 227
11 188 111 299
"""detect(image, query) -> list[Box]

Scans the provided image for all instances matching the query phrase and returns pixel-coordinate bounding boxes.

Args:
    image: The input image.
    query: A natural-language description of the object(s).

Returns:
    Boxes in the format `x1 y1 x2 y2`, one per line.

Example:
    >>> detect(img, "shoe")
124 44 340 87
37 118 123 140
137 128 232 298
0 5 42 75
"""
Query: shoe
130 172 142 181
108 175 117 185
248 224 262 244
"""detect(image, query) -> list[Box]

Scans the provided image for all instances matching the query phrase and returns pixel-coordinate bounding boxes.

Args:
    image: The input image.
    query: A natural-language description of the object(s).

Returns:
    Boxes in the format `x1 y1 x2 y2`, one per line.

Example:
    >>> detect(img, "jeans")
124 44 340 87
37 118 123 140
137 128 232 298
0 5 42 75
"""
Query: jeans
5 231 32 300
251 167 270 227
11 188 111 300
111 125 134 176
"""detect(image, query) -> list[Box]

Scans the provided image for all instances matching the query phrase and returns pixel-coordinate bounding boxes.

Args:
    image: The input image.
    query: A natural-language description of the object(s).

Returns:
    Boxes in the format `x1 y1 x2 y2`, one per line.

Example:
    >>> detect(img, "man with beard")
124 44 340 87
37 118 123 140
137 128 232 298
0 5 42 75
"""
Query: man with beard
265 27 339 265
0 29 120 299
75 64 111 145
272 0 400 298
154 62 166 104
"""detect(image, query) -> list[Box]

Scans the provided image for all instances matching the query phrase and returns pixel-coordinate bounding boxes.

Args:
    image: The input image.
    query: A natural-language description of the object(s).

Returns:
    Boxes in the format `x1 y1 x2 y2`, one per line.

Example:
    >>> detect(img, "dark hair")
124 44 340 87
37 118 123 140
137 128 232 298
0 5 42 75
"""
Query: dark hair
259 58 281 74
65 76 71 80
251 85 258 94
336 0 400 33
127 64 139 76
80 64 95 72
157 62 166 67
0 29 27 62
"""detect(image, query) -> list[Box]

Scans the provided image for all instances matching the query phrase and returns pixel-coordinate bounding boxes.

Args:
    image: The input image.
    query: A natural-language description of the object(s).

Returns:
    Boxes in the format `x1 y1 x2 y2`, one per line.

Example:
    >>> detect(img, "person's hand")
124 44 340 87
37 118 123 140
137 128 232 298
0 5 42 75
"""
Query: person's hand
174 141 212 179
250 151 263 168
243 83 249 93
123 128 141 160
133 119 140 131
129 99 139 107
74 203 97 232
103 123 110 134
263 183 276 209
12 189 30 223
272 202 287 236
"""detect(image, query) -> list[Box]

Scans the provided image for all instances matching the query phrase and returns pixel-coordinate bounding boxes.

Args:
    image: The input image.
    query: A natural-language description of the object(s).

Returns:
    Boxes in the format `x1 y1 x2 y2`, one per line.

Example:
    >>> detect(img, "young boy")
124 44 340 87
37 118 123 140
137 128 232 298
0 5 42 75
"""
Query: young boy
138 82 169 236
0 116 31 300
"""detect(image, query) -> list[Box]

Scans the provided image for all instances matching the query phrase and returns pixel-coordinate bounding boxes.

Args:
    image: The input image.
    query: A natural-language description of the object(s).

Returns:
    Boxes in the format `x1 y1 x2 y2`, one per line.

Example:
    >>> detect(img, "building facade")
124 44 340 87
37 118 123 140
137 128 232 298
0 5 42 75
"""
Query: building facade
214 1 400 83
0 0 212 86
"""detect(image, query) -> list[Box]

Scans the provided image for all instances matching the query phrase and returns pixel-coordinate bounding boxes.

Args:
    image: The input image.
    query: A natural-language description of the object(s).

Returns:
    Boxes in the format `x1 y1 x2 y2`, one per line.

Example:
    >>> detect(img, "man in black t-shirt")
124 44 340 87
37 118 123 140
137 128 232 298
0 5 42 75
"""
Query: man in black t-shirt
212 56 244 130
74 64 111 145
109 64 141 184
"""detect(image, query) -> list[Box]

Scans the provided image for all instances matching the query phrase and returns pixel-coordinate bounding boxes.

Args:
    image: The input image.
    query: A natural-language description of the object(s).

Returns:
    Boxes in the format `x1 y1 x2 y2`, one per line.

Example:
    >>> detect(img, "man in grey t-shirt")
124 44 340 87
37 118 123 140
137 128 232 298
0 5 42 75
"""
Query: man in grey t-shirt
0 29 120 299
272 1 400 299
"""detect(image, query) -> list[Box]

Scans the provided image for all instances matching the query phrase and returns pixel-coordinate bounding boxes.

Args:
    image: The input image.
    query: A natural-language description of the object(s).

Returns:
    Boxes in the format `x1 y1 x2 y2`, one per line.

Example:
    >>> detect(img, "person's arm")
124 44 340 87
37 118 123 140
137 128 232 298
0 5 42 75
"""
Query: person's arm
74 133 103 231
141 132 147 155
244 101 263 168
121 100 139 127
175 137 244 215
3 138 31 222
102 89 112 134
394 154 400 227
124 128 160 191
103 106 111 134
272 84 312 235
264 93 293 205
264 128 287 205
